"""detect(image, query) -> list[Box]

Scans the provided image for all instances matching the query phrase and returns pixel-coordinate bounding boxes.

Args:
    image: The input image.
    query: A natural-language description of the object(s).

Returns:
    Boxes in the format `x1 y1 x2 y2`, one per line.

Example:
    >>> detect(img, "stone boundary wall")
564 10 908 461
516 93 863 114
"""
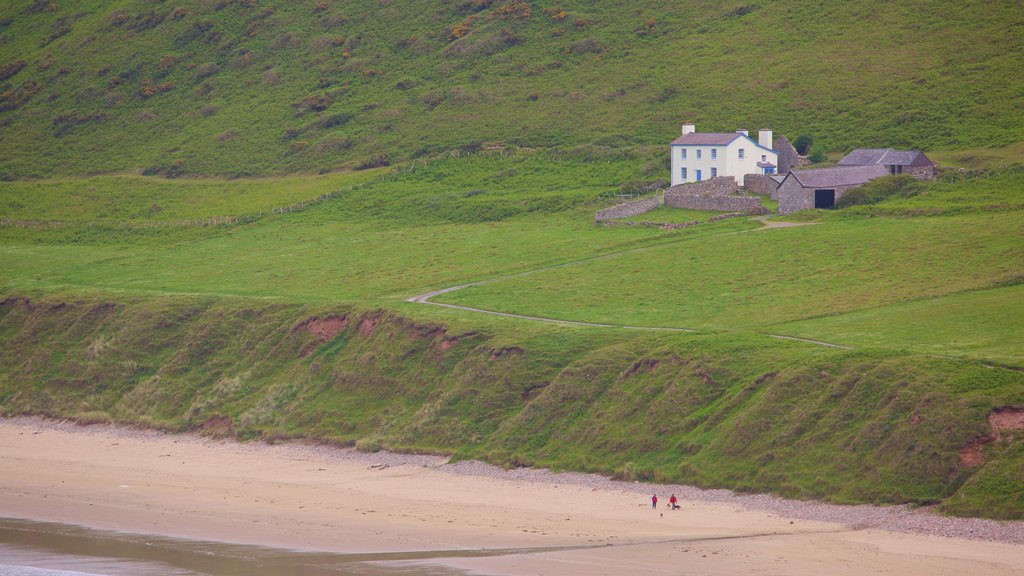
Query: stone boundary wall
743 174 781 199
664 176 738 198
664 193 768 213
594 195 660 222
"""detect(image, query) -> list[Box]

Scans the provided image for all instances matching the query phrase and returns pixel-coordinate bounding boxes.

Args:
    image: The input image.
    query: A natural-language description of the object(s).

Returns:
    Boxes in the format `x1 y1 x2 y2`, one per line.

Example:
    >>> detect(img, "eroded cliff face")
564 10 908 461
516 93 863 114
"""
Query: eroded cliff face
2 294 1022 518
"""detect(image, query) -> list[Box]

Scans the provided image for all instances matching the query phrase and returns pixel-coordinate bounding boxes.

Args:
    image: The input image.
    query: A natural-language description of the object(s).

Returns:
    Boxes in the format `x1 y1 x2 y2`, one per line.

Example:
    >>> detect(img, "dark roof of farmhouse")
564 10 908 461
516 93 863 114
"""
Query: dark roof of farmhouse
671 132 742 146
837 148 928 167
786 165 890 188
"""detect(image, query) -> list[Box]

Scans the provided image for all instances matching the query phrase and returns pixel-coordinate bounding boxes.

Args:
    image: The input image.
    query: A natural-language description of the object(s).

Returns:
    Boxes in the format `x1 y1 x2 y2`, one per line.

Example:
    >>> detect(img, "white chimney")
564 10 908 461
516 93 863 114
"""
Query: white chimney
758 128 773 149
681 122 695 135
736 128 748 136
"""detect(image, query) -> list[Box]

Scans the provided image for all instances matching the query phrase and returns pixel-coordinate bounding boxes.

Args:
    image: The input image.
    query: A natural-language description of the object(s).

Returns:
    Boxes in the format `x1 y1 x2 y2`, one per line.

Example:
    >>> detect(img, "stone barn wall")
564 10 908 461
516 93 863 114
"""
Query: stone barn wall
774 136 800 175
743 174 780 199
594 195 660 222
908 165 934 180
777 179 862 215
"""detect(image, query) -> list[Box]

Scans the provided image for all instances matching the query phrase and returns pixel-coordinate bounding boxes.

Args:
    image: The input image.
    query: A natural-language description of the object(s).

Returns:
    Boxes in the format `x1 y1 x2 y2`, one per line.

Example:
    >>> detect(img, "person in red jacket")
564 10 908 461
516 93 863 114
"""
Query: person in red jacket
669 494 680 510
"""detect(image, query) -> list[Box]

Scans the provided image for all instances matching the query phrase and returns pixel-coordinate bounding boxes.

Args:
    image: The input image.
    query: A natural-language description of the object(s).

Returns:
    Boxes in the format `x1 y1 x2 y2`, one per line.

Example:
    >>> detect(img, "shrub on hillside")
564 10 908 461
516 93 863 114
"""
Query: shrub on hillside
837 174 921 208
358 154 390 169
794 134 813 155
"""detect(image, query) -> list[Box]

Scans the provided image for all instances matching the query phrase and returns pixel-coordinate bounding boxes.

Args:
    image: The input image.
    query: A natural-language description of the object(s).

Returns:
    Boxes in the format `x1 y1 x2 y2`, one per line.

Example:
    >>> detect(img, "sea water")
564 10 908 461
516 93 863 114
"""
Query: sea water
0 517 475 576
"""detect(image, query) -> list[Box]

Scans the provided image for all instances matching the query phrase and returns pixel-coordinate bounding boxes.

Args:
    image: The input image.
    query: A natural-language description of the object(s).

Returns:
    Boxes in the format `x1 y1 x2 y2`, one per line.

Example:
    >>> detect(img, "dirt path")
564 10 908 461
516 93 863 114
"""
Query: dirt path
407 216 843 346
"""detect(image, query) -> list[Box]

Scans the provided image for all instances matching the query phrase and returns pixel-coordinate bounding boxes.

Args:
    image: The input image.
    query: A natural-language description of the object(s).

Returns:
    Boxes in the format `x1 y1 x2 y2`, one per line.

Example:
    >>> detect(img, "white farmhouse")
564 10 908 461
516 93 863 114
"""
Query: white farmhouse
670 123 779 186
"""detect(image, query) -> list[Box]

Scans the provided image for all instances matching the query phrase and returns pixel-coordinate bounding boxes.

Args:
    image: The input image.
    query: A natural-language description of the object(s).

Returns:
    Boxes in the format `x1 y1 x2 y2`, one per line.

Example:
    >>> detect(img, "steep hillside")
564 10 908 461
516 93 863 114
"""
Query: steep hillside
1 0 1023 177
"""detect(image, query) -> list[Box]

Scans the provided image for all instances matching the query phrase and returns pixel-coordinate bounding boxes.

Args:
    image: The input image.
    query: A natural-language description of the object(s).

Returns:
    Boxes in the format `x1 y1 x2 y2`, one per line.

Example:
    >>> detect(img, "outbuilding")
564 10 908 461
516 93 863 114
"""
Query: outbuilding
776 165 890 214
837 148 935 180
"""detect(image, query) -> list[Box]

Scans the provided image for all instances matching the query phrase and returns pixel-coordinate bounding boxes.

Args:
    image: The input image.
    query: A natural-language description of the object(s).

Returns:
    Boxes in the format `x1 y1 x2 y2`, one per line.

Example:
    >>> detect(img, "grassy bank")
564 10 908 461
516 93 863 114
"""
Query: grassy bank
1 292 1022 519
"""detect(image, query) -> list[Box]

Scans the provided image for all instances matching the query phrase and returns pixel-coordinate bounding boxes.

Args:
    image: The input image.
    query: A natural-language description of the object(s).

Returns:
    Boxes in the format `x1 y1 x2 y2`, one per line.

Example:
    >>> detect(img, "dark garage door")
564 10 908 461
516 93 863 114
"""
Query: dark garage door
814 189 836 209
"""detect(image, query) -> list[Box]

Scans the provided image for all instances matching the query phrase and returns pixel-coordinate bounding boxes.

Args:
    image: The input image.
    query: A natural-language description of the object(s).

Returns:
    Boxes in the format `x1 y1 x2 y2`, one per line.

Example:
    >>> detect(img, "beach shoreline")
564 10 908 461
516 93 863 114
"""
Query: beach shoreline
2 416 1022 576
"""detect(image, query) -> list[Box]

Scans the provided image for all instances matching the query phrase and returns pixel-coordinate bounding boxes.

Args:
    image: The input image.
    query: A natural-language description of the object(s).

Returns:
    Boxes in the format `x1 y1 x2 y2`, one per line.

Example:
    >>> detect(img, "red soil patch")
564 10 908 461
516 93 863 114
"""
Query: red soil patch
358 315 381 336
294 315 349 358
294 315 348 342
958 407 1024 468
435 331 477 352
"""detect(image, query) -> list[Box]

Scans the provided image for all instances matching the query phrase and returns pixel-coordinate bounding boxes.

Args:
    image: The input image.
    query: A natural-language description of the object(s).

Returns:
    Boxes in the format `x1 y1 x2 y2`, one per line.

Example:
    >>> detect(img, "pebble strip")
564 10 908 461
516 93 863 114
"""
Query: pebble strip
8 417 1022 545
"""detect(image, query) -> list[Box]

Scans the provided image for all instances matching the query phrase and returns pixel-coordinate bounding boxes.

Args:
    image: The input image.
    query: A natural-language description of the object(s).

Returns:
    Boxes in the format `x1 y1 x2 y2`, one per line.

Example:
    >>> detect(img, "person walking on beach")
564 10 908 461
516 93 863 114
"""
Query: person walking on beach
669 494 679 510
652 494 658 509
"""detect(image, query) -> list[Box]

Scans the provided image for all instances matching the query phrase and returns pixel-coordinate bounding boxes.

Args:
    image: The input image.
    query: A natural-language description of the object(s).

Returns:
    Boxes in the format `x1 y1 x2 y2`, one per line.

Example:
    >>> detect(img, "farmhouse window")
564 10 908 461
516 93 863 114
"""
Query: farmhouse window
739 148 745 159
681 167 688 180
711 148 717 159
696 149 702 159
711 167 717 177
681 148 686 159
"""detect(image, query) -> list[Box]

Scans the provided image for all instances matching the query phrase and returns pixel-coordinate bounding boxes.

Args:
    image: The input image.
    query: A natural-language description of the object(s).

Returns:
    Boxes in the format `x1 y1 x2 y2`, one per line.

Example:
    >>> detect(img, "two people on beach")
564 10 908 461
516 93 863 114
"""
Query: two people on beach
652 494 681 510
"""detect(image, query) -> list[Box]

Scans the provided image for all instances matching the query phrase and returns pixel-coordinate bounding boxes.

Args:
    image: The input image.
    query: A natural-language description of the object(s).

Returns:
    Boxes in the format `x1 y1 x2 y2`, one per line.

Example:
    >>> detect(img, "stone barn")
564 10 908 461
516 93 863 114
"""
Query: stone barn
837 148 935 180
777 165 889 214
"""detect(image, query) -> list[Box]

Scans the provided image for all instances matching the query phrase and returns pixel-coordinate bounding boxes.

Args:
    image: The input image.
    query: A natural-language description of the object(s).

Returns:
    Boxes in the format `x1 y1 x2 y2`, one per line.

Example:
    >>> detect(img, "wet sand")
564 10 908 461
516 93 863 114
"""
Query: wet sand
1 418 1022 576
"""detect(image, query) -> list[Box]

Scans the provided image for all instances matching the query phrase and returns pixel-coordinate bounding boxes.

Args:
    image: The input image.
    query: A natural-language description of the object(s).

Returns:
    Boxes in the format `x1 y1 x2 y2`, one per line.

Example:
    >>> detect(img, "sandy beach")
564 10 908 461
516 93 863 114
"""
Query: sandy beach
1 417 1022 576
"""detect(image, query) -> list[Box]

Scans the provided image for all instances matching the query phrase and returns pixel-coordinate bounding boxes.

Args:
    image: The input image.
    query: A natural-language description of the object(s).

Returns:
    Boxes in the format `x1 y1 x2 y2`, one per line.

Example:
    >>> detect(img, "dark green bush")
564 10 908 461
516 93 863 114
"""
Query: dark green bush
837 174 921 208
794 135 813 155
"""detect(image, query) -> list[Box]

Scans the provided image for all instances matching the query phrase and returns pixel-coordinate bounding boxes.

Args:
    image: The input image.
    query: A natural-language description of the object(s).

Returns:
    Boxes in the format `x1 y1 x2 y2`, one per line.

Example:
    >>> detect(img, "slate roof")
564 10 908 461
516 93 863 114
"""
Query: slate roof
838 148 928 167
785 165 889 188
756 162 777 168
671 132 742 146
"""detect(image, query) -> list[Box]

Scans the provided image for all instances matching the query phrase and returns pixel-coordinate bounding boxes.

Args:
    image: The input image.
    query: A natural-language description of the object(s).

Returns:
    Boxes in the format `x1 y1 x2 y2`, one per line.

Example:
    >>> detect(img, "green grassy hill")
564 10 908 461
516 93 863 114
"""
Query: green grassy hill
2 0 1023 177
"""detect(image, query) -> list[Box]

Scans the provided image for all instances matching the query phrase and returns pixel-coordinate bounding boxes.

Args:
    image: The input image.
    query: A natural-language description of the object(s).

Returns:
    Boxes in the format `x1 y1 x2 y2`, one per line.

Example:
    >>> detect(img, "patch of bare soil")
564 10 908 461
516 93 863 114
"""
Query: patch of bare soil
294 315 348 342
358 315 381 337
958 407 1024 467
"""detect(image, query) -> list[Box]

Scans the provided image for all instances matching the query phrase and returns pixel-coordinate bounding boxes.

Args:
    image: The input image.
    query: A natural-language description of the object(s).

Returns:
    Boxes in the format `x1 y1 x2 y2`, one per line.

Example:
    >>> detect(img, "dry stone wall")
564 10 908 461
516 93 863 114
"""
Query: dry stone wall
664 177 767 214
666 176 738 197
593 194 660 222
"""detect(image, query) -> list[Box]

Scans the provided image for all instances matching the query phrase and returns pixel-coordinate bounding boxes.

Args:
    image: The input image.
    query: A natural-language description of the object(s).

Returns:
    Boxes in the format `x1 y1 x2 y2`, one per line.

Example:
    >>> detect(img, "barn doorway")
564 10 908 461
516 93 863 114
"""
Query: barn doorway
814 189 836 209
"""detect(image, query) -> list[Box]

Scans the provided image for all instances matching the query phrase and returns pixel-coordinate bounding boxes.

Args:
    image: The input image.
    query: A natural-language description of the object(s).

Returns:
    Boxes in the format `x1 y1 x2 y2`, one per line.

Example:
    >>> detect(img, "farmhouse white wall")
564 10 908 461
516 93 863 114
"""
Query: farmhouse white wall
670 126 778 187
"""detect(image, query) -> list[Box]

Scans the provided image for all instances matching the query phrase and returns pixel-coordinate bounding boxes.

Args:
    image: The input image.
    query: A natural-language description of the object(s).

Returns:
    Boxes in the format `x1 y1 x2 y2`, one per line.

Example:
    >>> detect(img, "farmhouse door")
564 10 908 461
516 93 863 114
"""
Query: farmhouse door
696 170 702 182
814 189 835 209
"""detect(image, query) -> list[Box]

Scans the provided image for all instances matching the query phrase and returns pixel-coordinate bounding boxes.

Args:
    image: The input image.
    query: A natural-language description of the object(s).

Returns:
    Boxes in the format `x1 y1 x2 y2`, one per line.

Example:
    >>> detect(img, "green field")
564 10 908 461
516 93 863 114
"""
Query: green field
0 170 384 222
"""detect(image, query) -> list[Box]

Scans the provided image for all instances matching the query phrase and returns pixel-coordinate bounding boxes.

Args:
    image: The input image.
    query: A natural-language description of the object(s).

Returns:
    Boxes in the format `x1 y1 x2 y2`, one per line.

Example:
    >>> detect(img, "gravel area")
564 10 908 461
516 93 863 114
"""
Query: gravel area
7 417 1022 546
